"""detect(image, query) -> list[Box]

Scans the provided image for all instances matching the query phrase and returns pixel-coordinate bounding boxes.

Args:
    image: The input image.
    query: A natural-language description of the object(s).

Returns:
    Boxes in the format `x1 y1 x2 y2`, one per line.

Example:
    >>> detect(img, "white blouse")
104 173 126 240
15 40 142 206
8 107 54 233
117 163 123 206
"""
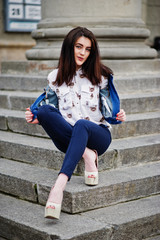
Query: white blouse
47 68 110 127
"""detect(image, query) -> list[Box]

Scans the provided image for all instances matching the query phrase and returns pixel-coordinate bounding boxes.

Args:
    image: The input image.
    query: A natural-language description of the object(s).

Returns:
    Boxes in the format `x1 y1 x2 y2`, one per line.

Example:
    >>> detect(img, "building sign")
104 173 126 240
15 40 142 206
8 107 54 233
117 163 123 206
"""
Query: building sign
4 0 41 32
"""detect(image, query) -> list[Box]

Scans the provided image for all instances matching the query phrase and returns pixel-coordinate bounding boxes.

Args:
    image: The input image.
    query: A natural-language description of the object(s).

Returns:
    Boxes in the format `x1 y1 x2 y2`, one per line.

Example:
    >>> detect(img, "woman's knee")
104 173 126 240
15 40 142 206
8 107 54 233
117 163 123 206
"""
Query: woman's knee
37 105 48 121
74 119 89 128
37 105 58 121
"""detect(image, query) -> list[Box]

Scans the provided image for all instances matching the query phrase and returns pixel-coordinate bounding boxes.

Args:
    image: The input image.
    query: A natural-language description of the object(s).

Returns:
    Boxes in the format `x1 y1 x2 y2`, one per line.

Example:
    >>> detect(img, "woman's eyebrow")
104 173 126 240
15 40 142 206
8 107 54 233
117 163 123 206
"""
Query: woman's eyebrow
76 43 91 48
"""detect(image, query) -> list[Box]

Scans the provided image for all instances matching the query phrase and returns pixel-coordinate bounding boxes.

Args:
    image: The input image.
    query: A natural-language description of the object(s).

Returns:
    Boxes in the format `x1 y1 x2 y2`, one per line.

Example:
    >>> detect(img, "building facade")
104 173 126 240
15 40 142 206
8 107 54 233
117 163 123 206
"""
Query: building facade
0 0 159 70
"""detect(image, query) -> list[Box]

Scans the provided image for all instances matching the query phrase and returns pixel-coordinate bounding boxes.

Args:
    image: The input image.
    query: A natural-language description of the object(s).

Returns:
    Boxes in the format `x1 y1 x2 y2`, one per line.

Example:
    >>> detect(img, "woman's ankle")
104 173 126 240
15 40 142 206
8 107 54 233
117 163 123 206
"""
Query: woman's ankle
83 148 98 172
55 173 68 190
47 187 63 204
47 173 68 204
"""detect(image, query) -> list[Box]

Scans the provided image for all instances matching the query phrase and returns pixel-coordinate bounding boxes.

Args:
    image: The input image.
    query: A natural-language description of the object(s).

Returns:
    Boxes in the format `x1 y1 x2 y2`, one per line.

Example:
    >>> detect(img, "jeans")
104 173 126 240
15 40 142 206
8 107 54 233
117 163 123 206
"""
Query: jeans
37 105 112 180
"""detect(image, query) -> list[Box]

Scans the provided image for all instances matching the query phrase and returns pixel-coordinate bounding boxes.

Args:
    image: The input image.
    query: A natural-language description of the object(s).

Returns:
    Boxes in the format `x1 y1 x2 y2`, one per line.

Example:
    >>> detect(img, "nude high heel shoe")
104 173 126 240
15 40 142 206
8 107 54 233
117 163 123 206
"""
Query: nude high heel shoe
45 187 62 219
84 150 98 186
45 173 68 219
45 202 61 219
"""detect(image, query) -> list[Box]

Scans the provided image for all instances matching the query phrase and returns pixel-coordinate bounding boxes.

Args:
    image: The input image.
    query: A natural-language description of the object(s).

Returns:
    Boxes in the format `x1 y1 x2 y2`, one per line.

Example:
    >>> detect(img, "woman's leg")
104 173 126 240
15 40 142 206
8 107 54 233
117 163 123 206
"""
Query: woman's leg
37 105 73 153
37 107 111 218
47 173 68 204
59 119 112 180
37 105 73 213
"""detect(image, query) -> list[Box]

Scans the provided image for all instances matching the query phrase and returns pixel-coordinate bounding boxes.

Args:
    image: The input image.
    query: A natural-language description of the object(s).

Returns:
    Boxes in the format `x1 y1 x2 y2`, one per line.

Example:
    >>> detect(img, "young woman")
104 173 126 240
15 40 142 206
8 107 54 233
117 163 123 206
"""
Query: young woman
25 27 126 219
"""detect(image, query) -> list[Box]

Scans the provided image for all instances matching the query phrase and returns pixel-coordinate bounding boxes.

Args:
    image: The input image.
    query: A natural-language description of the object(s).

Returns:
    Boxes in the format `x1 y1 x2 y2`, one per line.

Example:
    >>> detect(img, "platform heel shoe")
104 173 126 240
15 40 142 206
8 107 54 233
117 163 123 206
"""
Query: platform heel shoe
45 202 61 219
84 150 98 186
44 187 62 219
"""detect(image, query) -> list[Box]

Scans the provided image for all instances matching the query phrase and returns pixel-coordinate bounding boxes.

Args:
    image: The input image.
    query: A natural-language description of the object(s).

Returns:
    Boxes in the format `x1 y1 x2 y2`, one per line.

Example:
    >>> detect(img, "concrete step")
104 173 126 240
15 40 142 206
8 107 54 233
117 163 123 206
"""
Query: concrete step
0 158 160 213
81 194 160 240
145 236 160 240
120 92 160 114
0 74 46 91
0 130 159 172
0 193 159 240
0 90 159 114
0 193 108 240
0 90 40 111
114 74 160 94
112 111 160 139
0 73 160 93
2 59 160 76
0 108 159 139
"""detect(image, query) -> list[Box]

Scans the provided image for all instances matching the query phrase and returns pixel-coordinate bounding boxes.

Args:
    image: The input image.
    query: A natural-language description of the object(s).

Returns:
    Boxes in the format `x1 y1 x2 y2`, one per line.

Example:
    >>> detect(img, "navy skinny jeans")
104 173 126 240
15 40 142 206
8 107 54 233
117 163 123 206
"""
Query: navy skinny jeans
37 105 112 180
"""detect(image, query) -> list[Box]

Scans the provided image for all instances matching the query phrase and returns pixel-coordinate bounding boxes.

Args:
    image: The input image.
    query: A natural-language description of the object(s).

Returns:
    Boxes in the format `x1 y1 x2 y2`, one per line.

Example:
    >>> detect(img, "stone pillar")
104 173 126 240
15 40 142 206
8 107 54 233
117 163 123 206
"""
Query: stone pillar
26 0 157 61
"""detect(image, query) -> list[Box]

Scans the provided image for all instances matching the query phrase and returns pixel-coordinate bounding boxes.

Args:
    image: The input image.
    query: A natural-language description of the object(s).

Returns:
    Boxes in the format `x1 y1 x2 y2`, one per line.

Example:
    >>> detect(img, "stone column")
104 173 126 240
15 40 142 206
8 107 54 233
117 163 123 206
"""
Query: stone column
26 0 157 61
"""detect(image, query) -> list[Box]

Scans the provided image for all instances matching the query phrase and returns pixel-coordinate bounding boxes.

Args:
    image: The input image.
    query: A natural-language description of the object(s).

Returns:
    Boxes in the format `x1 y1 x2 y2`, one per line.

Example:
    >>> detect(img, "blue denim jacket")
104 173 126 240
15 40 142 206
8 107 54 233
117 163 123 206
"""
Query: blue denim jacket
99 74 121 124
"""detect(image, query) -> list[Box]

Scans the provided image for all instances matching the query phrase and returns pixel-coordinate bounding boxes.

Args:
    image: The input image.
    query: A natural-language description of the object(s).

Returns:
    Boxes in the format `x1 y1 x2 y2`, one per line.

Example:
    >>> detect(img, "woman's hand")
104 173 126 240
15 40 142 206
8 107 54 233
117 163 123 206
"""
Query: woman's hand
116 109 126 122
25 108 39 124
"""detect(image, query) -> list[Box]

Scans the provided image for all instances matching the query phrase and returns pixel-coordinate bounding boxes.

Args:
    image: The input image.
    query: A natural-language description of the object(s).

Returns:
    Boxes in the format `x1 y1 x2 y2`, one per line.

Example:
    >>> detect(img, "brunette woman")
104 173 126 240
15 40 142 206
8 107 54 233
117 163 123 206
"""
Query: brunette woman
25 27 126 219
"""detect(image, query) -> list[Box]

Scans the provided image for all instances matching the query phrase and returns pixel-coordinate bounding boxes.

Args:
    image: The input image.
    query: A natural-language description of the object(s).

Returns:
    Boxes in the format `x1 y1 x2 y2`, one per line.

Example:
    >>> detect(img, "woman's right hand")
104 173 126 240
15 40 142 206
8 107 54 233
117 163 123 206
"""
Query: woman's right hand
25 108 39 124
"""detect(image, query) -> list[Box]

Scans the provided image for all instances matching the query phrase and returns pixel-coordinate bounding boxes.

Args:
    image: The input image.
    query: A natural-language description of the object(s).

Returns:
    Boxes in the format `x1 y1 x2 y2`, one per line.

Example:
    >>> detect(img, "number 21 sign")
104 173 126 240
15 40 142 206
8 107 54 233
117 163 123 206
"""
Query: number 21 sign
4 0 41 32
9 4 23 19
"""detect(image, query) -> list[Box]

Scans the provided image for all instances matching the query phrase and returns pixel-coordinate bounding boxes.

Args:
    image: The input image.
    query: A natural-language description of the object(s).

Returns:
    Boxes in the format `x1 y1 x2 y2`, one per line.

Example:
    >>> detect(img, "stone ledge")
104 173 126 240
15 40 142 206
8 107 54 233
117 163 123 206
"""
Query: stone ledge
144 236 160 240
0 158 160 213
82 195 160 240
0 130 160 171
0 75 46 91
0 73 160 92
1 59 160 76
0 193 109 240
0 193 159 240
0 108 159 139
0 90 159 114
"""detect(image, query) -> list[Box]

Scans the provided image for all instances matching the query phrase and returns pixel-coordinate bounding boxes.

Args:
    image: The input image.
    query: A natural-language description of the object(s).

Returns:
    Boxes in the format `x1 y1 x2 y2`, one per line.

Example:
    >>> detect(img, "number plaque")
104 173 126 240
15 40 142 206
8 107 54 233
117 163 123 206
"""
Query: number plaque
4 0 41 32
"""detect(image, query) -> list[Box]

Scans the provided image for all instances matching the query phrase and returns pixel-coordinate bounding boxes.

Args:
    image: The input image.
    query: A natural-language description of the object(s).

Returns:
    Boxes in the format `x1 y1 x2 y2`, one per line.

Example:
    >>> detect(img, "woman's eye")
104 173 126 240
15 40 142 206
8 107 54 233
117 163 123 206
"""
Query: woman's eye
76 45 81 49
86 48 91 52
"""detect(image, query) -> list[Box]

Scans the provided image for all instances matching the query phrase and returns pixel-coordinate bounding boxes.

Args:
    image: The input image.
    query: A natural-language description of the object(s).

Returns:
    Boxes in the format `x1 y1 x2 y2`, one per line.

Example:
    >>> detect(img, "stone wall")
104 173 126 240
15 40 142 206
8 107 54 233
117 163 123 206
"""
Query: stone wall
142 0 160 46
0 0 35 69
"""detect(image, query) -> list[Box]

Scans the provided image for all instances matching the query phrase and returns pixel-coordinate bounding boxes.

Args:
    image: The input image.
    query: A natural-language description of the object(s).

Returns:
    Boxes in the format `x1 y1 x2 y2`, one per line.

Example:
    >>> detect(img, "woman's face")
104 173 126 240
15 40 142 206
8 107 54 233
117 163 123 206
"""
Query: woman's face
74 36 91 69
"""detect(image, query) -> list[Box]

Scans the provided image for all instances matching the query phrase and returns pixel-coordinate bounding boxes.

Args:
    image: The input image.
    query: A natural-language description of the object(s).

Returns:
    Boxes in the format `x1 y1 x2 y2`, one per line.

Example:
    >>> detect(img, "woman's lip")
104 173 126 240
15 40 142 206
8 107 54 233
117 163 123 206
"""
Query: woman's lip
77 57 84 61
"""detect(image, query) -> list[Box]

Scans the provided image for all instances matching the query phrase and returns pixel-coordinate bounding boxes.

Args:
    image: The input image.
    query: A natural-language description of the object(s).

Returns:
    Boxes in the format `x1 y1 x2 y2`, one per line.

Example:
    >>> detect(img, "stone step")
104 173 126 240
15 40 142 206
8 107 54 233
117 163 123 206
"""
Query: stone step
0 74 46 91
0 193 108 240
1 59 160 76
120 92 160 114
0 158 160 214
0 73 160 93
115 74 160 94
0 90 159 114
0 90 40 111
81 194 160 240
0 108 160 139
145 236 160 240
0 130 159 172
0 193 159 240
112 110 160 139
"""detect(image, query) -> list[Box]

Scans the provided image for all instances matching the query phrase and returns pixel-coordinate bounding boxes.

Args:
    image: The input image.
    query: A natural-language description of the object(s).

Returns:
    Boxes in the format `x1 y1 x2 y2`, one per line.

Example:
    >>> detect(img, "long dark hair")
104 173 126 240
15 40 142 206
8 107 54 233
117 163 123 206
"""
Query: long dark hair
54 26 113 86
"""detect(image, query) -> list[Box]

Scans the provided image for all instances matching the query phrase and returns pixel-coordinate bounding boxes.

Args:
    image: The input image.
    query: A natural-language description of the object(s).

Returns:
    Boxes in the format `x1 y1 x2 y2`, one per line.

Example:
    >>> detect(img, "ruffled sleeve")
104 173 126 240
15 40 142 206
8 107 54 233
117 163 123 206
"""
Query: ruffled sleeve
47 69 58 90
99 76 108 89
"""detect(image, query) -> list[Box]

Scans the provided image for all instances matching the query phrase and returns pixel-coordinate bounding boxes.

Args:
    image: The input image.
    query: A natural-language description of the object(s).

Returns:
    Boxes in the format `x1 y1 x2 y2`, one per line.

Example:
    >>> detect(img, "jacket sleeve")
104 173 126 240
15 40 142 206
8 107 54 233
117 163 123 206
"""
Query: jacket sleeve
30 86 58 121
100 74 122 124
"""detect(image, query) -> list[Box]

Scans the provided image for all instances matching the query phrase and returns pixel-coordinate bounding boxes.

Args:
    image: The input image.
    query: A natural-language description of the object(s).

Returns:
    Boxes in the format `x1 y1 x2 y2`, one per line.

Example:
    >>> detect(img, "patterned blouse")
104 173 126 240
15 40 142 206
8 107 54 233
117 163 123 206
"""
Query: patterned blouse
47 68 110 127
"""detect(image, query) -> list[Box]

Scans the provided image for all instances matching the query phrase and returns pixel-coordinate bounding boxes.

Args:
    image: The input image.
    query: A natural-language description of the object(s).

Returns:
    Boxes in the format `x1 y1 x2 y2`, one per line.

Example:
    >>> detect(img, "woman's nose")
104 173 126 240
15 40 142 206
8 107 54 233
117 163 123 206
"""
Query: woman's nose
80 48 85 55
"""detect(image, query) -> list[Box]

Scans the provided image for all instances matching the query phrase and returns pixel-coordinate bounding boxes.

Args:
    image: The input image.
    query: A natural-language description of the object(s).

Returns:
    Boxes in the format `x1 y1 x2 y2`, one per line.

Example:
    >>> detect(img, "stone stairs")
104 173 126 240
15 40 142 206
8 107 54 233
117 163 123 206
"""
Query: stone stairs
0 61 160 240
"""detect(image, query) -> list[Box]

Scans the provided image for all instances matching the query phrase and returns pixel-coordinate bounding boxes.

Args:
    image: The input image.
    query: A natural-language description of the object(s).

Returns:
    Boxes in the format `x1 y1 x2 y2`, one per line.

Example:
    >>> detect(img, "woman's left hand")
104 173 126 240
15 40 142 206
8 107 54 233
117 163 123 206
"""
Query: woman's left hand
116 109 126 122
